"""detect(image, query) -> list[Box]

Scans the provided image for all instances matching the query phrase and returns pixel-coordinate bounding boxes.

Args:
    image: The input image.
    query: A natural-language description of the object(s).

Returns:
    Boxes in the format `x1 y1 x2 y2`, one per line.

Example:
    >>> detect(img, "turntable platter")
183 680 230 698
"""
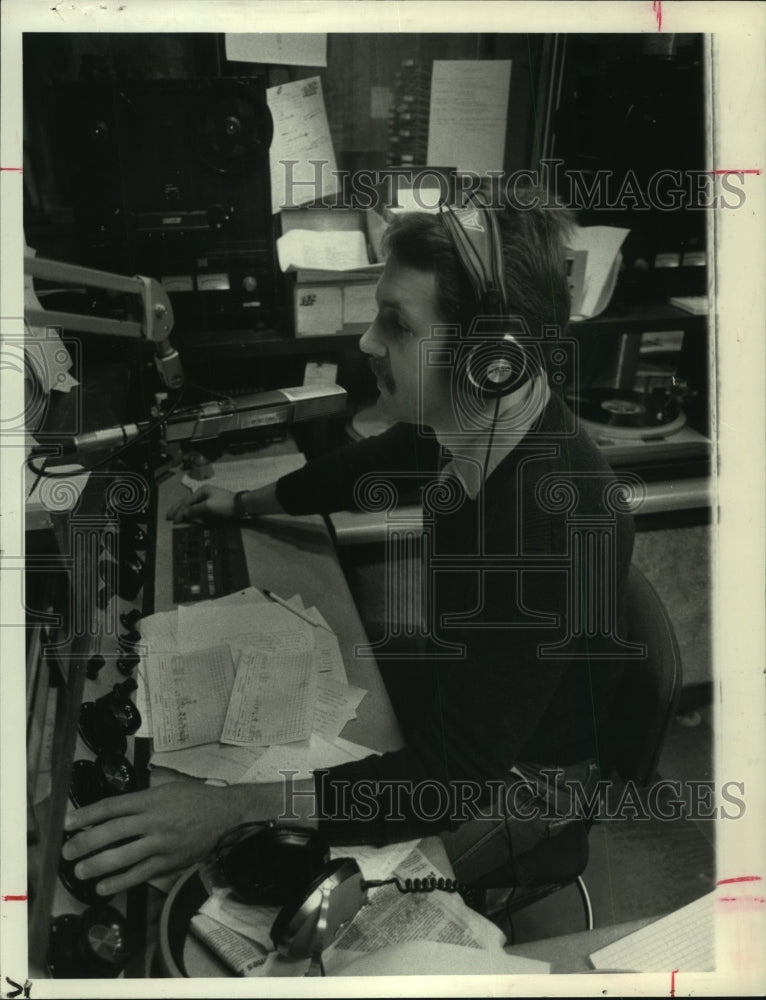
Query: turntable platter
567 389 687 440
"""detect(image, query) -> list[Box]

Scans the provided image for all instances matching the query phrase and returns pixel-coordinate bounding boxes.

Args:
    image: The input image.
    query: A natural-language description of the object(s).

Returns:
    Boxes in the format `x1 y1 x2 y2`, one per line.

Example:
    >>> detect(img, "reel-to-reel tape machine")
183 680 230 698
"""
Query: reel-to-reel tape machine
56 76 278 332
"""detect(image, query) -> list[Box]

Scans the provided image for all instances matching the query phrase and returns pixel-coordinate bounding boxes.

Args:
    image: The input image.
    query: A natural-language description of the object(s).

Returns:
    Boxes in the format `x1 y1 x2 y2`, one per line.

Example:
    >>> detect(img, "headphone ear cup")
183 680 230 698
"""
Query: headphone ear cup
462 334 531 400
222 825 330 906
270 857 366 959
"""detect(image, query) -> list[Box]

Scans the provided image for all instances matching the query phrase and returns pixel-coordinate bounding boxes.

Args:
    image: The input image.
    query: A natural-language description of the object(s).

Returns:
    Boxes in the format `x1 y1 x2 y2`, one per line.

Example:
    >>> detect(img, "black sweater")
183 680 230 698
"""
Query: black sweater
276 395 635 843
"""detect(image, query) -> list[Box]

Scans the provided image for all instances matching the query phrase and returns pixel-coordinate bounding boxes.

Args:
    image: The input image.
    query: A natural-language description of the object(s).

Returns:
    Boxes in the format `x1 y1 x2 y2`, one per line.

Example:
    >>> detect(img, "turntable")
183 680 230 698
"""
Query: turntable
566 385 711 470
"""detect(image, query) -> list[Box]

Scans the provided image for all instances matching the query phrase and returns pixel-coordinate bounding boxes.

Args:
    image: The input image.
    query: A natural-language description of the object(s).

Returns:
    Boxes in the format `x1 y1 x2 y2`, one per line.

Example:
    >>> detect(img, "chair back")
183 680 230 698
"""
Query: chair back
605 563 683 786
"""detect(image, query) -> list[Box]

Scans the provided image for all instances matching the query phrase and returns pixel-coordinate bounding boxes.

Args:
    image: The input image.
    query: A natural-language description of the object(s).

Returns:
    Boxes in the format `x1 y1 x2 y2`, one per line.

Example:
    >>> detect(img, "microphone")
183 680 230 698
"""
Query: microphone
163 383 347 443
29 423 150 457
28 384 348 456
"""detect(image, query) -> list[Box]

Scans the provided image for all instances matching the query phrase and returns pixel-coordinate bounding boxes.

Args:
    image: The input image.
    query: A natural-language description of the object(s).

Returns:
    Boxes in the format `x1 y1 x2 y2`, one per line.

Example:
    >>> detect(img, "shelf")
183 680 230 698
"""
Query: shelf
177 303 707 359
178 327 363 359
572 302 707 335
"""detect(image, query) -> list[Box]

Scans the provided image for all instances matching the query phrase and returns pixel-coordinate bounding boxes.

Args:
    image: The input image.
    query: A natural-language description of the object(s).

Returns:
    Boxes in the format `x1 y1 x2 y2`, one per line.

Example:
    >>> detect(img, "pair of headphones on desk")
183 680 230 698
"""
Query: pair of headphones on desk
214 822 366 960
439 191 543 402
214 821 468 962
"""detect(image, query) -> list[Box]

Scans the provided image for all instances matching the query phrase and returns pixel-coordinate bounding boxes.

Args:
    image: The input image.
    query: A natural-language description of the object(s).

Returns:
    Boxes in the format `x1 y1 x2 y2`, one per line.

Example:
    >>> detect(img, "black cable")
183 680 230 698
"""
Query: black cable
25 387 186 480
504 886 517 945
362 875 466 896
482 393 502 484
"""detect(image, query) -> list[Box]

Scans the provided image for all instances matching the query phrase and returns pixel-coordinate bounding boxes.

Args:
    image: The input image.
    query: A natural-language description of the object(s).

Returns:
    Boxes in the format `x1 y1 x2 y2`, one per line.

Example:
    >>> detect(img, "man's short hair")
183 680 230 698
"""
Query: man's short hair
382 186 574 349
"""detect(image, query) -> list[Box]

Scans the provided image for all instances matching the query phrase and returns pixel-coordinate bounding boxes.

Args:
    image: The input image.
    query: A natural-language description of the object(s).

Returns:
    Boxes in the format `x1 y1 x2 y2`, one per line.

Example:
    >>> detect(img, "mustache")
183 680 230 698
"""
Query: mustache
369 356 395 394
369 357 390 379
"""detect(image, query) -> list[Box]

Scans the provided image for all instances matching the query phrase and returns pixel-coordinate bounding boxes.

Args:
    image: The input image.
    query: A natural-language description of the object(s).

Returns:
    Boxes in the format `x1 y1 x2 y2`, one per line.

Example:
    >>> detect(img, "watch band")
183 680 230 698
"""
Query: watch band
233 490 251 520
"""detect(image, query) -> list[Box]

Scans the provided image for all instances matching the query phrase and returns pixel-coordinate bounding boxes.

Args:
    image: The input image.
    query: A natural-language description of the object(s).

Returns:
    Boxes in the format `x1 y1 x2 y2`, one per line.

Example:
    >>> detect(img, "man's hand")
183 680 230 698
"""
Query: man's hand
166 484 236 523
62 783 248 895
62 777 317 895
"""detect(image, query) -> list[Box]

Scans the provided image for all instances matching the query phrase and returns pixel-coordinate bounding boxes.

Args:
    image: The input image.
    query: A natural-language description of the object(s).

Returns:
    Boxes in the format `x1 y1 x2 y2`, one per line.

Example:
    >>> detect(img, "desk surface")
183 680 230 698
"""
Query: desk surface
503 917 654 974
150 444 473 978
154 443 403 755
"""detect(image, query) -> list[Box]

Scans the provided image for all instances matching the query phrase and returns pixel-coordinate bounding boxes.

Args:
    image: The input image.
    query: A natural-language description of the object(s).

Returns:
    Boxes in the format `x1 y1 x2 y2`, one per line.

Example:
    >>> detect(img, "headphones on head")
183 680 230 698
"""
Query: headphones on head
439 191 543 402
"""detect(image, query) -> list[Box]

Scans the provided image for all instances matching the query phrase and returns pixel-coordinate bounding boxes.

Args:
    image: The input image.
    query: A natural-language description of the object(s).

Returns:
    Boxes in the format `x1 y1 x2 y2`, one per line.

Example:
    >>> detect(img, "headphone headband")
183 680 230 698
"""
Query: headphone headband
439 192 508 314
438 192 542 400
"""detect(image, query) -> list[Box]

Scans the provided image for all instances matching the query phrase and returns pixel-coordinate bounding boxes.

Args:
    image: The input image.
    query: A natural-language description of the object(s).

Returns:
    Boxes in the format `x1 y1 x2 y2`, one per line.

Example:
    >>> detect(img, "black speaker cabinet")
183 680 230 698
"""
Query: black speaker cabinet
56 77 278 333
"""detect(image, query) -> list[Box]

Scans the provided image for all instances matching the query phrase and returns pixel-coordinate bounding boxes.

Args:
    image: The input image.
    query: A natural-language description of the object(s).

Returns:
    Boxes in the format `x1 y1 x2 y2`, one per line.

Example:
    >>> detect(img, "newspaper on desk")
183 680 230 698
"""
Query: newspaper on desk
191 845 545 977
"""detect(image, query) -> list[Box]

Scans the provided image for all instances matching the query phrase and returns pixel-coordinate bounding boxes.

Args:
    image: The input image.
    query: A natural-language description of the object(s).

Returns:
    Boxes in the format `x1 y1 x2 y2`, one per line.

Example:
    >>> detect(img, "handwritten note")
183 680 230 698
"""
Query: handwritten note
177 600 314 658
427 60 512 174
267 76 339 213
221 648 317 746
147 645 236 752
134 607 181 737
313 627 348 683
314 676 367 740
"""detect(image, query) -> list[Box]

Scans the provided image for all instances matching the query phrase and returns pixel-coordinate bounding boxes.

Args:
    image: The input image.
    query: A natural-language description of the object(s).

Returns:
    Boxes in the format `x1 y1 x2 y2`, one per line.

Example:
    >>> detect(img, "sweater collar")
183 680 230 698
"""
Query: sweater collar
435 374 551 500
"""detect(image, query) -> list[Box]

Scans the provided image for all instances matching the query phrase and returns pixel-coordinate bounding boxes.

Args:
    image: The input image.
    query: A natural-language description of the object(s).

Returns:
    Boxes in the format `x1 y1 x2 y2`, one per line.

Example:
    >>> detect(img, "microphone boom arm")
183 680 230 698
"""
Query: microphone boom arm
24 255 183 390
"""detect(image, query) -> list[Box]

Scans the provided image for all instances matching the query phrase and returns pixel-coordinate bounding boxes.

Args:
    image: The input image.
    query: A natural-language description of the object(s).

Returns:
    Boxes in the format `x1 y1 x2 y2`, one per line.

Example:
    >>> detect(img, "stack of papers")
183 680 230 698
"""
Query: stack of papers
135 587 374 785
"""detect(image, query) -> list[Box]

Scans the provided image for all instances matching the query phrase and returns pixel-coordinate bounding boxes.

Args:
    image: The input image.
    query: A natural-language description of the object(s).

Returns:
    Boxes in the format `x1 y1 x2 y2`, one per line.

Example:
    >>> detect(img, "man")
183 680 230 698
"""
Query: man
63 188 635 896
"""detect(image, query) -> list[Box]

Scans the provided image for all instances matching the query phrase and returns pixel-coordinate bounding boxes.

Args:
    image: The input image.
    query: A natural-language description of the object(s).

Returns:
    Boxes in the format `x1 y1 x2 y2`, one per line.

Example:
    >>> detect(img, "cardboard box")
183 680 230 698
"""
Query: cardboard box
294 284 343 336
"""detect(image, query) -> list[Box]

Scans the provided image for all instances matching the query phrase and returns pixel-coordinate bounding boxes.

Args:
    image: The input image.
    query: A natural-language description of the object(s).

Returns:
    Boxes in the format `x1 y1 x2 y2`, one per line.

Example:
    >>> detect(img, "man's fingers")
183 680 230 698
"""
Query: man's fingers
72 832 155 881
168 487 210 522
65 794 138 832
94 855 170 898
63 814 145 862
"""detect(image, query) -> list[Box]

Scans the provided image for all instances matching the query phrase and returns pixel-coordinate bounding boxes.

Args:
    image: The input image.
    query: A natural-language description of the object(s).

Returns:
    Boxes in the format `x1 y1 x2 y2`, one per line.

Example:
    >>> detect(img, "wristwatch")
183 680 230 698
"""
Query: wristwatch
233 490 251 520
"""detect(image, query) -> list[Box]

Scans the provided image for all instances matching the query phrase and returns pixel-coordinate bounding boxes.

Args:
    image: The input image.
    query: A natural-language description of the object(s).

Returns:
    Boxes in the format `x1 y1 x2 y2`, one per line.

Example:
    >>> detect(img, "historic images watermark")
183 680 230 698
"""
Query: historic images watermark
278 160 750 212
280 771 747 826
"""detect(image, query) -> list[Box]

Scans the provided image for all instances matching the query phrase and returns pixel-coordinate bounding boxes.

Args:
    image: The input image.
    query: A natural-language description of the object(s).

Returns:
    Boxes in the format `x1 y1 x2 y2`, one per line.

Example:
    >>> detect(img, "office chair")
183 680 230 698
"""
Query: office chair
475 562 684 933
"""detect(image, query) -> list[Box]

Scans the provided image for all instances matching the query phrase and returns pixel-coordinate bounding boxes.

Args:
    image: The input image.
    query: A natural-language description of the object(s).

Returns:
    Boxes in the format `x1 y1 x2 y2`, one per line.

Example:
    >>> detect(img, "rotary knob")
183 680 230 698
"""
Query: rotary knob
79 679 142 756
116 653 140 677
119 608 142 631
48 904 132 978
69 753 137 808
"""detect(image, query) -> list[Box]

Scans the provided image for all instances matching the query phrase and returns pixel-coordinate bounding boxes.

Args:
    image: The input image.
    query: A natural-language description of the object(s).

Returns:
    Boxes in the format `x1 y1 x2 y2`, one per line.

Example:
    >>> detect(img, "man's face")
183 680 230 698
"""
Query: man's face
359 257 451 426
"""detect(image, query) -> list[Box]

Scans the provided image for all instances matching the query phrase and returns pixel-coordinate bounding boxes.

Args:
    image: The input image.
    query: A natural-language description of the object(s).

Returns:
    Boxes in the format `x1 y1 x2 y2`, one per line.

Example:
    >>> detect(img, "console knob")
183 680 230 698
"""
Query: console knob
69 753 136 808
119 608 142 631
123 521 148 551
116 654 140 677
121 554 145 600
79 679 141 755
85 655 106 680
118 629 141 648
48 904 132 978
